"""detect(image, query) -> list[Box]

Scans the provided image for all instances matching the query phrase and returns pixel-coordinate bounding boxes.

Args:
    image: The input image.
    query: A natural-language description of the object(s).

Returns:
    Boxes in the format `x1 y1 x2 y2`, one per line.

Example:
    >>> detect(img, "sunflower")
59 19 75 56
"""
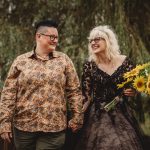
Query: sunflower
133 76 146 92
124 68 139 79
117 78 133 89
117 82 126 89
136 63 150 70
136 65 145 70
124 62 150 79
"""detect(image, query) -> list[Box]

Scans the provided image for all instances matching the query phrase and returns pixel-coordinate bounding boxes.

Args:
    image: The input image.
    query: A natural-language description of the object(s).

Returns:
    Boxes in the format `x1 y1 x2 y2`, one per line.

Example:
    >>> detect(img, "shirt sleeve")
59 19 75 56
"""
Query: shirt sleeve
0 58 20 134
81 61 93 104
65 55 83 127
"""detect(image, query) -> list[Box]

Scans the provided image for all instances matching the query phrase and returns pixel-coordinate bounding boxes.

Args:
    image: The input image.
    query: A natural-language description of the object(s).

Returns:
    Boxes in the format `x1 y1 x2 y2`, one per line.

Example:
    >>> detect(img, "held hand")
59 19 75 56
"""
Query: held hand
1 132 12 143
82 101 90 113
68 121 79 133
123 88 136 97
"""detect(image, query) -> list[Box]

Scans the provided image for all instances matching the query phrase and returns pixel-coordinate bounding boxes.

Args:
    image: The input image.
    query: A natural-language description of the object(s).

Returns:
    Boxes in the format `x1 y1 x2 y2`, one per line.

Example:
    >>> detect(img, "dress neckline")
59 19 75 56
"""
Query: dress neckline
94 57 127 77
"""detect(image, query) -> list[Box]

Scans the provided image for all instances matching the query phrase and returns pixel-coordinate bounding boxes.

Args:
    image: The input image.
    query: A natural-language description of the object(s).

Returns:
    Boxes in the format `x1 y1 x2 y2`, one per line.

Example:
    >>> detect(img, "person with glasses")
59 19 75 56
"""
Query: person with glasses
75 25 144 150
0 19 83 150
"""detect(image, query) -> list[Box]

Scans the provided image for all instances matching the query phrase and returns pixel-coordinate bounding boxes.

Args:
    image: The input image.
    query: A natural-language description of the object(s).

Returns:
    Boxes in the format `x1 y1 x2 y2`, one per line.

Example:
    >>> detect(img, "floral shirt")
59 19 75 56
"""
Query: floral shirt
0 50 83 134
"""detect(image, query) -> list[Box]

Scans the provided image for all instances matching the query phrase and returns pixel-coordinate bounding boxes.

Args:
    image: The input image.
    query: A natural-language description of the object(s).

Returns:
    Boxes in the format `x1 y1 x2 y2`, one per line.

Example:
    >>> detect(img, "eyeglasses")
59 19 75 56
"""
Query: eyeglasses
88 37 104 43
39 33 58 41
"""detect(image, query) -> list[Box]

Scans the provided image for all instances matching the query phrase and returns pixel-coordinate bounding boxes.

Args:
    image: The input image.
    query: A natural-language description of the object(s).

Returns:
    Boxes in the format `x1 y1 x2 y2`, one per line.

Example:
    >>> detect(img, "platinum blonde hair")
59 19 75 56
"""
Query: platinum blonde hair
88 25 121 63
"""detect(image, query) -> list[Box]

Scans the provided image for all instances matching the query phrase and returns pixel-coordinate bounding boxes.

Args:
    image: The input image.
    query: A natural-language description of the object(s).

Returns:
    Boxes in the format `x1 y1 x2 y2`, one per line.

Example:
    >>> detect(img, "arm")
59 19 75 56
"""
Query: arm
81 61 93 112
0 58 20 141
64 55 83 131
123 58 136 97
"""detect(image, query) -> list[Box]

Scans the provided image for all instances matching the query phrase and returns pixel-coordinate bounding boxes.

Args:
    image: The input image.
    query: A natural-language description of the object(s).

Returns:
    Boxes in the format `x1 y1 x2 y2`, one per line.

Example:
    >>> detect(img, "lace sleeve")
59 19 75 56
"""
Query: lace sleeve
81 61 93 103
125 57 136 72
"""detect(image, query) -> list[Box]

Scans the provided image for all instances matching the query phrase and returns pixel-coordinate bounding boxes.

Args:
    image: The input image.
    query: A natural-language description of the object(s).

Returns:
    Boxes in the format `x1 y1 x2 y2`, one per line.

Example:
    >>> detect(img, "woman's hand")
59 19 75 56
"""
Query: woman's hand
123 88 136 97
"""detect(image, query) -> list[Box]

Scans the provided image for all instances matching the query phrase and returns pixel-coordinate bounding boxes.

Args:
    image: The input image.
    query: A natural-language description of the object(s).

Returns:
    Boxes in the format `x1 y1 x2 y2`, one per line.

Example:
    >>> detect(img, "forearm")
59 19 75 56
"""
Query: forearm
0 82 17 134
0 57 19 134
0 93 16 134
67 88 84 127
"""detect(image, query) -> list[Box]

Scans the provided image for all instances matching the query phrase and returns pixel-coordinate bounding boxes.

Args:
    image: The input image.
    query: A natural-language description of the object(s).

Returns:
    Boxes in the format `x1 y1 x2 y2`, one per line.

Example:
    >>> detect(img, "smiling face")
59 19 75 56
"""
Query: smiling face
36 27 58 53
89 36 106 54
88 31 108 55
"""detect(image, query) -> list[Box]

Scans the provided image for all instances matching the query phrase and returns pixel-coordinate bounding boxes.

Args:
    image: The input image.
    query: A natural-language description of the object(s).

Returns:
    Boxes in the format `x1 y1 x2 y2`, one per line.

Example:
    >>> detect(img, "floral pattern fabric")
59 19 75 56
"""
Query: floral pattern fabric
0 50 83 134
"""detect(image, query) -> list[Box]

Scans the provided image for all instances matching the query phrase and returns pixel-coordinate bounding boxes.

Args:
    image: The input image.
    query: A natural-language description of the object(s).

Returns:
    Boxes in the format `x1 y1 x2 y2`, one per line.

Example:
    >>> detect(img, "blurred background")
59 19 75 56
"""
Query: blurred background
0 0 150 149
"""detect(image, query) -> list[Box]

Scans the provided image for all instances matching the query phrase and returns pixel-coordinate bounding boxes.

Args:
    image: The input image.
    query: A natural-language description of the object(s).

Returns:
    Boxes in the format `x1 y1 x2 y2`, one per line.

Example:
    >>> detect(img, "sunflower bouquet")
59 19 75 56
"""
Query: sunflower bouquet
117 62 150 95
104 62 150 112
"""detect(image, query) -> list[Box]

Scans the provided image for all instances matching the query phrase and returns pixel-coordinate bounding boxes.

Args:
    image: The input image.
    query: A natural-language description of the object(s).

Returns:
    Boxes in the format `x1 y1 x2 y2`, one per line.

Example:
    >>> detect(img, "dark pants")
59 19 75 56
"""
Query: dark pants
13 127 66 150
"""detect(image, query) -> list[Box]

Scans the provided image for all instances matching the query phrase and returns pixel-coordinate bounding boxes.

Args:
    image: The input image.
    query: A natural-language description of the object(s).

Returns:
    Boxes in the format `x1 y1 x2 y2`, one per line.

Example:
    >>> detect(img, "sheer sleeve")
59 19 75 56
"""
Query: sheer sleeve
81 61 93 104
125 57 136 72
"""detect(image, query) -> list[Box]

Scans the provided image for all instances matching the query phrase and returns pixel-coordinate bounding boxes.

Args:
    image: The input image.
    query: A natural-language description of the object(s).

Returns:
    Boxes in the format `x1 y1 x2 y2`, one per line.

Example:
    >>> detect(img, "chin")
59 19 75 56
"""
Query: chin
48 46 56 51
92 50 101 54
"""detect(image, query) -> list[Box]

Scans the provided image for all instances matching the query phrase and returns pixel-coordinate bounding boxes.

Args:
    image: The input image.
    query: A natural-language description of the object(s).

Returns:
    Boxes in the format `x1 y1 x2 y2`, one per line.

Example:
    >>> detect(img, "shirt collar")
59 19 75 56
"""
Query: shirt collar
28 50 60 59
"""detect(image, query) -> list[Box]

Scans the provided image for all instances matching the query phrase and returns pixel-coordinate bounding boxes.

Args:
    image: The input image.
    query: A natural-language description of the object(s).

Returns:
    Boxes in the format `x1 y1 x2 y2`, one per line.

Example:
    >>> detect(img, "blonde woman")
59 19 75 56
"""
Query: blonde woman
76 26 144 150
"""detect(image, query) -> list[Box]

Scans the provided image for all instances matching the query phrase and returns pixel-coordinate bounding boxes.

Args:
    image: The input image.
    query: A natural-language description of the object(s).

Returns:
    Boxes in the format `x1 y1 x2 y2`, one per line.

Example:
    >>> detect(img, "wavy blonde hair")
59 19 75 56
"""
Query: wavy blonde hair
88 25 121 63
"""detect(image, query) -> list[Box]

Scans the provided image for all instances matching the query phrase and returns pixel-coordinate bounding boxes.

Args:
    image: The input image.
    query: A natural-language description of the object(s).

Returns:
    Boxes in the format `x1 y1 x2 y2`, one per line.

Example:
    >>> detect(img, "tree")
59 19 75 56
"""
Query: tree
0 0 150 149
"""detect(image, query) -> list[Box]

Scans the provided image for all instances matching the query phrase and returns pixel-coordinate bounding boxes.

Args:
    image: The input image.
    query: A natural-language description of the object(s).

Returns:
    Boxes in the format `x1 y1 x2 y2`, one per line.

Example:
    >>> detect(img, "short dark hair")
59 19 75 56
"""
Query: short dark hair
35 19 58 34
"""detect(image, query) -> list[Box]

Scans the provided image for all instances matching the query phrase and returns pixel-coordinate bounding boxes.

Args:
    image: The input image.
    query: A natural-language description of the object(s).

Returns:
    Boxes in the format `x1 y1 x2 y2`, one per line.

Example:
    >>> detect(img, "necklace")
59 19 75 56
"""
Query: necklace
36 53 49 60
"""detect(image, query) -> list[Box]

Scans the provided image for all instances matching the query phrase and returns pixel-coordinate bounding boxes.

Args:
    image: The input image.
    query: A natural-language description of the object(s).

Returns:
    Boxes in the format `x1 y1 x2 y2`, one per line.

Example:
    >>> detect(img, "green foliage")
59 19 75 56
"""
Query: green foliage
0 0 150 135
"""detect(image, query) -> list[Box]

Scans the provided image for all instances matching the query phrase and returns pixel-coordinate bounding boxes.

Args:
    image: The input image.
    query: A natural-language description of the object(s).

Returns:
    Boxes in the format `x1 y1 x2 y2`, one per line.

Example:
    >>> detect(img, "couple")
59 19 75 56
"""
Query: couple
0 19 144 150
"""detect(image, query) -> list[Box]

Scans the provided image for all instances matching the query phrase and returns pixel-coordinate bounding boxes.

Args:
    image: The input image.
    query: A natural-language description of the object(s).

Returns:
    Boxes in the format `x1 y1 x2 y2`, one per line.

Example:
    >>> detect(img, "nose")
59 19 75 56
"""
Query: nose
51 38 58 44
90 40 96 44
54 37 58 43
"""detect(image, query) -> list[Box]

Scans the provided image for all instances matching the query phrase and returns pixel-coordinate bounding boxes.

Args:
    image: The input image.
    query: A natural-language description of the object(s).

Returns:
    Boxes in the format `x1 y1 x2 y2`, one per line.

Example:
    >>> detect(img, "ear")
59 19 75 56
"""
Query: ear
35 33 41 41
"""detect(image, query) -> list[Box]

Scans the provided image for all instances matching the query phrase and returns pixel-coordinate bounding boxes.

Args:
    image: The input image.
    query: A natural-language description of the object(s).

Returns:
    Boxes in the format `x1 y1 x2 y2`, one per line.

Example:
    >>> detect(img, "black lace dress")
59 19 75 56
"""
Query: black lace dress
75 58 144 150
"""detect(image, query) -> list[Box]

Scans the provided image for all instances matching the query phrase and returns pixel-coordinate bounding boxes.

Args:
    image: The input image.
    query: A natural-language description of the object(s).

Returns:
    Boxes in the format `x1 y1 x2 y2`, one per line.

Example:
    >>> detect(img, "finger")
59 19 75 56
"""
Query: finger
82 107 86 113
1 134 4 140
68 124 71 128
124 88 134 91
124 90 135 94
68 122 74 129
5 133 11 143
72 127 78 133
69 124 77 132
1 133 7 140
124 90 132 93
9 132 12 138
124 92 134 95
124 93 135 96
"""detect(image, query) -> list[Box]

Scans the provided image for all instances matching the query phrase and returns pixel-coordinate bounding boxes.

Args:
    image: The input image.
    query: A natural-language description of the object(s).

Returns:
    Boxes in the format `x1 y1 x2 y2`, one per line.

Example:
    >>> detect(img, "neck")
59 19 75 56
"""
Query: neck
95 52 111 64
35 47 51 57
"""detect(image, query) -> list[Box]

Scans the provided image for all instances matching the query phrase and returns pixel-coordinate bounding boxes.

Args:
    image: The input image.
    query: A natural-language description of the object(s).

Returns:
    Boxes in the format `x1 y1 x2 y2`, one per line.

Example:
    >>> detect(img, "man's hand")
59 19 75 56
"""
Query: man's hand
82 101 90 113
68 121 80 133
123 88 136 97
1 132 12 143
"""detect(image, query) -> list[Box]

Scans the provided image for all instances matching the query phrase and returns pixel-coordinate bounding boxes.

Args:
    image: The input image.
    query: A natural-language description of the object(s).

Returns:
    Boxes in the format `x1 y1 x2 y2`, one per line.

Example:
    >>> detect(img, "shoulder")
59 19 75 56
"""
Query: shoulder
82 60 93 70
11 51 33 65
118 55 136 69
116 55 127 63
83 59 91 66
122 55 135 66
16 51 33 60
55 51 72 61
116 55 134 64
54 51 66 57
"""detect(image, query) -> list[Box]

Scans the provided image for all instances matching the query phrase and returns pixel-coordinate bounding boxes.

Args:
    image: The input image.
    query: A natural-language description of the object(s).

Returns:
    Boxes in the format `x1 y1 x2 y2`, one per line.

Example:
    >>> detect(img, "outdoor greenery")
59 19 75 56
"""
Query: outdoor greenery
0 0 150 145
